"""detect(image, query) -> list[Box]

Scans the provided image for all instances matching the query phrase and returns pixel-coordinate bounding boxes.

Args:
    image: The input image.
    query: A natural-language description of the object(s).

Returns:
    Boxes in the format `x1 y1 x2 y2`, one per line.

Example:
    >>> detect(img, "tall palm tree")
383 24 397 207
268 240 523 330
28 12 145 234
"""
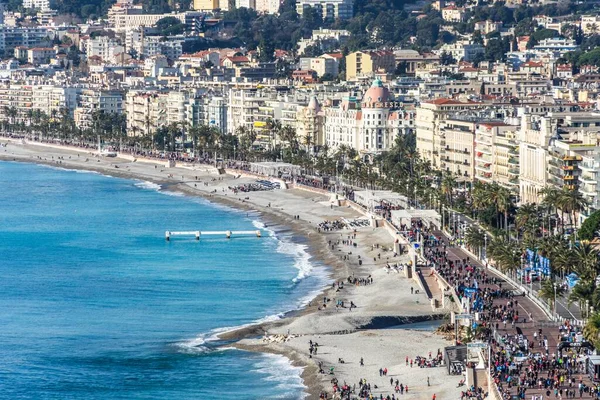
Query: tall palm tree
484 183 512 232
541 186 562 234
516 203 539 239
559 188 588 230
584 312 600 350
572 243 599 283
488 236 521 275
471 181 490 219
441 174 457 206
464 226 486 257
538 278 565 313
568 280 595 314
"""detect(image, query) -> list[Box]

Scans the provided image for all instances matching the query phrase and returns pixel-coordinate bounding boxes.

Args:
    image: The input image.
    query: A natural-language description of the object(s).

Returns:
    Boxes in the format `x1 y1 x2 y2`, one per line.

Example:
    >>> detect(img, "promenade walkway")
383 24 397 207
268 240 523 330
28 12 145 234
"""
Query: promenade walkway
426 229 596 399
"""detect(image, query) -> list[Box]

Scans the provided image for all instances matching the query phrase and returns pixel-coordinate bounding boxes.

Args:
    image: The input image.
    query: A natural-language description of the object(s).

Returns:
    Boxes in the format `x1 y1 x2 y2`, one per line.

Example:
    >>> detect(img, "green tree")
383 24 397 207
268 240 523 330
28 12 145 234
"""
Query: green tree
538 278 565 312
579 210 600 241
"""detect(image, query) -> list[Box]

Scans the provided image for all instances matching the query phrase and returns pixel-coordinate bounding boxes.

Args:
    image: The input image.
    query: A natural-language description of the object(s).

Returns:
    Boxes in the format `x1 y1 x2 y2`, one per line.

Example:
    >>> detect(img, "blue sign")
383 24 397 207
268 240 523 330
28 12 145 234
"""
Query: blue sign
526 248 551 277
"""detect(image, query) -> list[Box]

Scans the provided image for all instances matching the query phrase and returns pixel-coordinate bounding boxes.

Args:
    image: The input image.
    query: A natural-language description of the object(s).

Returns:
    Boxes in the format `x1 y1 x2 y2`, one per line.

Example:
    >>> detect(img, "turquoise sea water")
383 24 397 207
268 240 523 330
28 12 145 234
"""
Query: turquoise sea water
0 161 326 399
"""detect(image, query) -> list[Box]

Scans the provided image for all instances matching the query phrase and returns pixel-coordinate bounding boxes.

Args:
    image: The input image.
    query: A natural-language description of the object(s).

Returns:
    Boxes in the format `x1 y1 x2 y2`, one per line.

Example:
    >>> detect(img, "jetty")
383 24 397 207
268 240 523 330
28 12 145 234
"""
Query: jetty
165 230 262 240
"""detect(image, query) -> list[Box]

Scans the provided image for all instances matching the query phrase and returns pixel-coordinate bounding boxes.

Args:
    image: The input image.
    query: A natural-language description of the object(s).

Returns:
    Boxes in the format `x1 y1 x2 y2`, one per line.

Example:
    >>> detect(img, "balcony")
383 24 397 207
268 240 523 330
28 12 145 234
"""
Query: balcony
580 162 596 171
562 165 575 171
508 157 518 165
508 167 519 175
563 155 583 161
580 174 596 183
564 175 576 181
581 184 596 195
475 163 491 171
509 177 519 184
475 138 492 146
548 159 561 167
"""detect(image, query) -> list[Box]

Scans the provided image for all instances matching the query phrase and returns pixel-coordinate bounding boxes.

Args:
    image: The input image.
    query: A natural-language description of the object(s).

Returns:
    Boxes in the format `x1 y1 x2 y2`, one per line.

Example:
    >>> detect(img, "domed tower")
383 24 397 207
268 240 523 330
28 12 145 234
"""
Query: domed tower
360 79 393 156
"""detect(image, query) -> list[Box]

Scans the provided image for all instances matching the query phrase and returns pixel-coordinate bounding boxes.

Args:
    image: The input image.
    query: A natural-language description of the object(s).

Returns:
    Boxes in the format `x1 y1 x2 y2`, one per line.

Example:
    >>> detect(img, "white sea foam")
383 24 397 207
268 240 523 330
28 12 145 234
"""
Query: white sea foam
161 190 185 197
134 180 161 191
253 353 307 399
252 220 275 237
174 314 287 355
42 164 104 176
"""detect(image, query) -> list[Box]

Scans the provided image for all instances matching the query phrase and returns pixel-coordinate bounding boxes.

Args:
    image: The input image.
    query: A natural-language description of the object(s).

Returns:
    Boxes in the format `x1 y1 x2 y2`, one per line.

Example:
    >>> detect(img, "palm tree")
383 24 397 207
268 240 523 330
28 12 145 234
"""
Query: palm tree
559 188 588 230
279 125 298 155
265 118 281 149
441 174 457 206
571 243 599 283
568 280 595 315
584 312 600 350
538 278 565 313
484 183 512 232
541 186 562 233
464 226 486 258
471 181 491 219
488 236 521 276
516 203 539 239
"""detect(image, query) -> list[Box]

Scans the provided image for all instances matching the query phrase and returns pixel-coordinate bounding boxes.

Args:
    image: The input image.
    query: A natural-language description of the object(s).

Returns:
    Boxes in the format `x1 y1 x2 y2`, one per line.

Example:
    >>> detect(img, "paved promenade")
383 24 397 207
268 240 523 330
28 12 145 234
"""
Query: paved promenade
426 229 596 399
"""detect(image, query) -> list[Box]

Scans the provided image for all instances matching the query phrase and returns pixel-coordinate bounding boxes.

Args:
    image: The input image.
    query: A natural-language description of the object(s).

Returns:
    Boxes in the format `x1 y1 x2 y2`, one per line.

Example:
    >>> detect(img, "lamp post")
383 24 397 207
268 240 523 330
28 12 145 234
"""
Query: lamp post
483 234 487 261
586 299 590 319
553 282 557 318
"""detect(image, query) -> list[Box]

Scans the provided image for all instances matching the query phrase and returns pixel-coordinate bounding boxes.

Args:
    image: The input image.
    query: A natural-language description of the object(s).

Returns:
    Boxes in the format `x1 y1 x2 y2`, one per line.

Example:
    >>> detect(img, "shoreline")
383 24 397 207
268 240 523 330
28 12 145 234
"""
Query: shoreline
0 139 459 400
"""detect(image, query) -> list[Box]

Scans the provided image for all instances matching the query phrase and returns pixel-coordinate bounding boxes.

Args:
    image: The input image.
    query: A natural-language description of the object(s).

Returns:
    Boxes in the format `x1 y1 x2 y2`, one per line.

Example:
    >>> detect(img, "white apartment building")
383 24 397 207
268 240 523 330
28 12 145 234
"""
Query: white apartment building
32 86 80 117
113 11 203 32
236 0 256 8
299 55 339 77
126 90 201 137
438 41 484 62
296 0 353 20
206 96 227 133
474 122 520 194
0 84 33 124
86 36 124 62
226 88 275 134
0 26 49 53
415 98 484 170
23 0 50 11
438 118 477 179
74 90 124 129
255 0 281 13
518 114 555 204
140 36 184 60
297 28 350 54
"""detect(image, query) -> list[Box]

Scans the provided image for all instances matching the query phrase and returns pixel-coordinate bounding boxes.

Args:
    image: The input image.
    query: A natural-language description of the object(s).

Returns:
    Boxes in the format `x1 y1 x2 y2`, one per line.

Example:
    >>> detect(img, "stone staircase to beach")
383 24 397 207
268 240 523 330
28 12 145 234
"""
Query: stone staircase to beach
420 267 444 309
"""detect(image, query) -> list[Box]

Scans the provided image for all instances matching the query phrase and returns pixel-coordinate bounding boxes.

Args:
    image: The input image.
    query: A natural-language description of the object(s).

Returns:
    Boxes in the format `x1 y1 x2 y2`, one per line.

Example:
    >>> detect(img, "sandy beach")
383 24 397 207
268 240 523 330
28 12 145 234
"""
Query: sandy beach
0 138 463 399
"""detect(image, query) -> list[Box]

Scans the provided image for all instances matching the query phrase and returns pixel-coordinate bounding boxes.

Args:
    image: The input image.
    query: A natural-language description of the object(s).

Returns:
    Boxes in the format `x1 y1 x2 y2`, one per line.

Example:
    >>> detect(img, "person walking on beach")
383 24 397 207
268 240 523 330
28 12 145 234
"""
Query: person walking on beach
428 377 430 386
360 357 364 367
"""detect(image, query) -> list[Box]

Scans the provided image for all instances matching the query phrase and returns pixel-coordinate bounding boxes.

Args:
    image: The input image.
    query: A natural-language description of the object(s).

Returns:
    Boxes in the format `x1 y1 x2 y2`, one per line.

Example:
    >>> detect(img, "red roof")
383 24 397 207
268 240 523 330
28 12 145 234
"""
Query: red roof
479 122 510 128
522 61 543 67
425 98 469 105
325 52 343 59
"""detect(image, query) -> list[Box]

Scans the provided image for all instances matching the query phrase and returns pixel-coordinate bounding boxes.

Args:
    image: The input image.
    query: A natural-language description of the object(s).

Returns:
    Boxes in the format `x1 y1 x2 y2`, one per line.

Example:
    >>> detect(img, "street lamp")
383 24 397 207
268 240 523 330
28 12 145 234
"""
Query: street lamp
553 282 557 317
483 234 487 261
587 299 590 319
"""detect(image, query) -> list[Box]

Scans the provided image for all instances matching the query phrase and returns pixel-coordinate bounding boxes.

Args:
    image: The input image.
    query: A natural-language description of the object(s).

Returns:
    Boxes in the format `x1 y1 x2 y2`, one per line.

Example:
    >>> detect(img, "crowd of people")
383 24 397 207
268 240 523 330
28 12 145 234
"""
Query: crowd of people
407 221 600 400
318 219 346 232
